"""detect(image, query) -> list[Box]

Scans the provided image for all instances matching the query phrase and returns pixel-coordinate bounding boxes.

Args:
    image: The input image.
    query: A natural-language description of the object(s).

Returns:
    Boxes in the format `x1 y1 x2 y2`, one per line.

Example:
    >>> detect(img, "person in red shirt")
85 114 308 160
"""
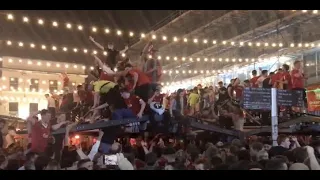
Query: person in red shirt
271 68 283 89
28 109 67 153
121 90 146 118
233 78 243 101
120 89 147 132
291 60 307 113
124 64 152 102
250 70 260 88
148 87 164 104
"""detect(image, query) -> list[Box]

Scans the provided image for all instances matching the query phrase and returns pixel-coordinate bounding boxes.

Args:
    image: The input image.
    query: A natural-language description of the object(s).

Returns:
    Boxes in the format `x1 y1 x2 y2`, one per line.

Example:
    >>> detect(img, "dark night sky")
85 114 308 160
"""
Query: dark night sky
0 10 176 65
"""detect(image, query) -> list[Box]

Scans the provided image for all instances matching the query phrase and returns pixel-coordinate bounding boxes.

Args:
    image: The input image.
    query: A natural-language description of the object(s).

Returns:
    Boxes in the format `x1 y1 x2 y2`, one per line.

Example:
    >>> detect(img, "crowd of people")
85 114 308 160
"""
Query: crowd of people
0 35 312 170
1 118 320 170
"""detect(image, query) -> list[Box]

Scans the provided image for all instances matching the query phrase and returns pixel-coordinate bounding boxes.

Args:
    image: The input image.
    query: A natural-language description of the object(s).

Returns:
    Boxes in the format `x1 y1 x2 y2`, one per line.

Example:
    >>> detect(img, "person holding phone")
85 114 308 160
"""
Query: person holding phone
102 142 134 170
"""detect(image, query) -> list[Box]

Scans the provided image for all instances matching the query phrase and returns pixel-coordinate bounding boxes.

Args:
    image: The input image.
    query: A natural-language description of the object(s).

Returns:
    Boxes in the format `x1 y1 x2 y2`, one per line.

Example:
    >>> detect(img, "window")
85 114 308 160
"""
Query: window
9 102 18 116
29 103 38 113
30 79 39 92
49 80 58 92
9 77 18 90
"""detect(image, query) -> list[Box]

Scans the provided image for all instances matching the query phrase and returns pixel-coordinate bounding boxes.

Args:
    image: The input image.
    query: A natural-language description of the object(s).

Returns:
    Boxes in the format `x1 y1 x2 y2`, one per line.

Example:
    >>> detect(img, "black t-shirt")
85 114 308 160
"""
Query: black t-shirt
227 84 234 98
102 86 127 110
262 78 272 88
105 48 119 68
218 87 229 101
268 146 289 158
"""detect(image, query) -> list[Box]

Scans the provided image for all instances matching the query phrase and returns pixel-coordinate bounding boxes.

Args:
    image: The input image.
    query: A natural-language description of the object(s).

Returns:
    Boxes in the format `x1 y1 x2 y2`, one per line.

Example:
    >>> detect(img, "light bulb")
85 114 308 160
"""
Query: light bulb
66 23 72 29
7 14 14 20
52 21 58 27
38 19 44 25
23 17 29 22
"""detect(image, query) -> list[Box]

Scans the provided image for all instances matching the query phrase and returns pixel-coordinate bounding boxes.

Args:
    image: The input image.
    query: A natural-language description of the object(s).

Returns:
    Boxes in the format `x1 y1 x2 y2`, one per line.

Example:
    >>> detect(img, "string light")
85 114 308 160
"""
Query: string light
52 21 58 27
3 11 313 47
6 39 312 58
66 23 72 29
0 57 93 72
23 17 29 23
4 40 111 56
37 19 44 25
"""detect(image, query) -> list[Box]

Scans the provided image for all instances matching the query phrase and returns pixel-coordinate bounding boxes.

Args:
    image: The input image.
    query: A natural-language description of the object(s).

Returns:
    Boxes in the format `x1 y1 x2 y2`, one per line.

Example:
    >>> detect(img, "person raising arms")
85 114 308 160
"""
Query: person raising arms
89 36 128 69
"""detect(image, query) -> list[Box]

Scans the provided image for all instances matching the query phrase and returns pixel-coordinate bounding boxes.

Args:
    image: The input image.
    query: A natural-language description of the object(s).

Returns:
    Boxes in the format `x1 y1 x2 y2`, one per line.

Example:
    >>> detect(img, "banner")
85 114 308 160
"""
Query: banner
306 84 320 111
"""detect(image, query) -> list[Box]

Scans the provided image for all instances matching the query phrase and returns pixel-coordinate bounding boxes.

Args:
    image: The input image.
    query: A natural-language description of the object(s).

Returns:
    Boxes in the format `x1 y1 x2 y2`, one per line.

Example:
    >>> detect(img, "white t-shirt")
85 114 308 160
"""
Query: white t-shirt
47 97 56 108
149 102 165 115
256 76 266 88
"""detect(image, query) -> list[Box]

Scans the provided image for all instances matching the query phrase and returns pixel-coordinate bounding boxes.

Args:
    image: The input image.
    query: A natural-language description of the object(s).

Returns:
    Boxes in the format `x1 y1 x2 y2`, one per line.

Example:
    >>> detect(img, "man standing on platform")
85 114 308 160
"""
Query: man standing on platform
89 36 128 70
45 94 56 121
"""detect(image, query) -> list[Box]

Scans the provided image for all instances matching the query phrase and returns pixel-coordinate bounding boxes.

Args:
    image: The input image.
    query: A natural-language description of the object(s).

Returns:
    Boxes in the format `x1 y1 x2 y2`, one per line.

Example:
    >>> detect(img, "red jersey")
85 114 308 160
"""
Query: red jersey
100 72 114 82
124 95 142 115
291 69 304 89
31 121 50 153
271 72 282 88
128 69 151 86
282 71 292 90
234 85 243 99
250 76 260 88
153 94 164 104
84 91 94 105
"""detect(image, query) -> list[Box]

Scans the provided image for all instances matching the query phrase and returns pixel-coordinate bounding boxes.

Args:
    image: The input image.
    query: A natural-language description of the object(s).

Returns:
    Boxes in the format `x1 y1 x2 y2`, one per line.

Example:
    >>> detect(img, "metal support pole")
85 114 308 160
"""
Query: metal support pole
316 51 318 80
271 88 278 146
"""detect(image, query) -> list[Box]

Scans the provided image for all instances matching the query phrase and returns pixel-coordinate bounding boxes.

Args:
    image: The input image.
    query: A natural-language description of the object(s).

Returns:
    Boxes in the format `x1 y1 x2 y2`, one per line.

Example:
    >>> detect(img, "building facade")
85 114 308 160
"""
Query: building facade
0 56 87 119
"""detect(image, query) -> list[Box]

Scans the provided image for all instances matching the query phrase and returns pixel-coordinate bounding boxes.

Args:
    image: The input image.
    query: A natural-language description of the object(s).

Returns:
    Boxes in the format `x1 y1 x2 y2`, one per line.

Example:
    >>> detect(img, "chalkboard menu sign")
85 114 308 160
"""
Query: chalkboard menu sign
243 88 272 110
277 89 304 107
